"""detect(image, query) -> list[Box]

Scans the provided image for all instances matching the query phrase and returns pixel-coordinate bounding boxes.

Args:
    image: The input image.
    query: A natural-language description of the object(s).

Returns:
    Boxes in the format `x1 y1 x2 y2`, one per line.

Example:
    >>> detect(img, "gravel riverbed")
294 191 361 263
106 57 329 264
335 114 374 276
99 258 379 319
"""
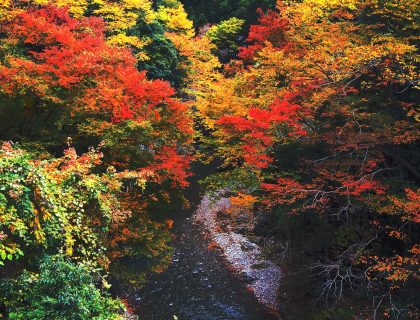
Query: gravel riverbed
194 192 282 311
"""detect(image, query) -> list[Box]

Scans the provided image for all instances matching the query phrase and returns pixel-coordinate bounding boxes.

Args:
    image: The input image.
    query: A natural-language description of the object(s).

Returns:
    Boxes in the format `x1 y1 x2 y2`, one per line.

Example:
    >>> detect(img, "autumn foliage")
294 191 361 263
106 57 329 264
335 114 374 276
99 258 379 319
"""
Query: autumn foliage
0 4 192 183
0 0 419 318
189 0 419 318
238 7 289 61
0 1 193 318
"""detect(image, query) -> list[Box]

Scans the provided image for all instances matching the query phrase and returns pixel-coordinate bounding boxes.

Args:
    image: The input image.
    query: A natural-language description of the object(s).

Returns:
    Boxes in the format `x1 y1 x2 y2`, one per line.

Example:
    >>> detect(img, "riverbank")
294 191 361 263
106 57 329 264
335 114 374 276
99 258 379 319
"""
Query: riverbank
194 191 281 313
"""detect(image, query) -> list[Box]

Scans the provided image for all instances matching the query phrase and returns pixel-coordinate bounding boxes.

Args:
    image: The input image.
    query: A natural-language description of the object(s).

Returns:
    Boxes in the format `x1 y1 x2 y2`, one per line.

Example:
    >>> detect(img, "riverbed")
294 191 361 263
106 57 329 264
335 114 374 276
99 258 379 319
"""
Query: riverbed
114 163 280 320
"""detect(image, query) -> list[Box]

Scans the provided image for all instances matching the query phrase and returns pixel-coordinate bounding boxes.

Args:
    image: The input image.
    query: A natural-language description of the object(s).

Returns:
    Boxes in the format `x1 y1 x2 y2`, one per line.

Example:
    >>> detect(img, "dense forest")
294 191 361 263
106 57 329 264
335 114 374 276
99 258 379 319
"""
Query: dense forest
0 1 418 319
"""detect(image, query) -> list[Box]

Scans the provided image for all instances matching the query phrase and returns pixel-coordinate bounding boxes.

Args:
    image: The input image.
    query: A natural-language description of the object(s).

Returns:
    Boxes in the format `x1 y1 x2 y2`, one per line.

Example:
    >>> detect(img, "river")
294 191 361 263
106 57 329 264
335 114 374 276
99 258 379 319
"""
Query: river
113 162 280 320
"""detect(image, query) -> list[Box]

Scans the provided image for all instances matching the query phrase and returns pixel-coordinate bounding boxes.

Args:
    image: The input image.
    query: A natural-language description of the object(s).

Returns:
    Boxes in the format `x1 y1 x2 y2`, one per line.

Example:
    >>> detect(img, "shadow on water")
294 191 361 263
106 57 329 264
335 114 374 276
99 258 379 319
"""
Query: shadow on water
113 161 280 320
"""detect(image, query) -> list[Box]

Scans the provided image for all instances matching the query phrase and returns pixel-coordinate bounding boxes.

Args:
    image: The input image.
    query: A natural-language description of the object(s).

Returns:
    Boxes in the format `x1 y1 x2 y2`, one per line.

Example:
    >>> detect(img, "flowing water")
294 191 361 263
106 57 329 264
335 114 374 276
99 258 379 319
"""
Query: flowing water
114 163 280 320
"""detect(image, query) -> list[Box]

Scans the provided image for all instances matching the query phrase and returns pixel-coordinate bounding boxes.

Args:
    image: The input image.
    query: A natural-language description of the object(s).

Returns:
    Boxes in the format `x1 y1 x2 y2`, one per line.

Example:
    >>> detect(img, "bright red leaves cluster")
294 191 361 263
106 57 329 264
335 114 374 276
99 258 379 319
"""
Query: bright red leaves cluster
0 6 184 125
0 5 192 186
239 7 289 61
146 146 192 188
218 99 307 168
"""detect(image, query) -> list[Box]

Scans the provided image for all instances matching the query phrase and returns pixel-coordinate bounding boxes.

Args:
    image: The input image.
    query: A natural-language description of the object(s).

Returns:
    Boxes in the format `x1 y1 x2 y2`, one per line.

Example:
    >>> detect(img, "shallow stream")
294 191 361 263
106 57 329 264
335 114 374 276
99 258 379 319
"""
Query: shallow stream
114 163 280 320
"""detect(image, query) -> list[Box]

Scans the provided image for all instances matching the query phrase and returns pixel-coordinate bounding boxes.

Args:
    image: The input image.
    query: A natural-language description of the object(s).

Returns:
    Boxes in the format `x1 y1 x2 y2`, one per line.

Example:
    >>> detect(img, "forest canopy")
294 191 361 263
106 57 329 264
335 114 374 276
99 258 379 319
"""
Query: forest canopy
0 0 419 319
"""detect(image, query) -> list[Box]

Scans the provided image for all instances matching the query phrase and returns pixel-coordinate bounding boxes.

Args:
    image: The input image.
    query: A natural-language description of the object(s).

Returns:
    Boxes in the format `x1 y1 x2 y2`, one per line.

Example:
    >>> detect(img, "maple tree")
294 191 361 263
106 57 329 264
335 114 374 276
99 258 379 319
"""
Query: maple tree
19 0 155 50
0 0 418 318
0 4 192 183
190 0 419 318
238 6 289 62
0 3 192 318
1 0 185 84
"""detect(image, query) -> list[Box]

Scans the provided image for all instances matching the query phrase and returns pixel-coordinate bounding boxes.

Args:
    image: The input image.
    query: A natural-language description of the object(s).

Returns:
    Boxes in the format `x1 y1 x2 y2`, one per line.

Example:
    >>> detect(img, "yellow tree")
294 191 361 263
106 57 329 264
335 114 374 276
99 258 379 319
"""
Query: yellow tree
31 0 88 17
91 0 155 50
156 0 194 38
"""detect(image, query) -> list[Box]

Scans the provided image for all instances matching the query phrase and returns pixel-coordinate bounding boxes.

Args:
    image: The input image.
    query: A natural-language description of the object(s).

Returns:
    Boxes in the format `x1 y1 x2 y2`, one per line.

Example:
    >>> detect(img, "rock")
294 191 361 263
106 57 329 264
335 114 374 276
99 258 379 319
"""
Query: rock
242 273 257 283
241 241 257 252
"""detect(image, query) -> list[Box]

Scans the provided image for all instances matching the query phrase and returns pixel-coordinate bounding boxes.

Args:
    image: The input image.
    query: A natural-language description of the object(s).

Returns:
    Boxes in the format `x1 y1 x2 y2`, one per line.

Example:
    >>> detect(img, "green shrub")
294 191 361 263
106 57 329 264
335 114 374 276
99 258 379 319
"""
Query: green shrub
1 255 126 320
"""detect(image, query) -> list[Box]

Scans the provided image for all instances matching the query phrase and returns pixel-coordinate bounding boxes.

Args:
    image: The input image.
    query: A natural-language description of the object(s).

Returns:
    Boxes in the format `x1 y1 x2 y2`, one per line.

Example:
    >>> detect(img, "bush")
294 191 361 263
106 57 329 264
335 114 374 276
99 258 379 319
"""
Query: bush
1 255 125 320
